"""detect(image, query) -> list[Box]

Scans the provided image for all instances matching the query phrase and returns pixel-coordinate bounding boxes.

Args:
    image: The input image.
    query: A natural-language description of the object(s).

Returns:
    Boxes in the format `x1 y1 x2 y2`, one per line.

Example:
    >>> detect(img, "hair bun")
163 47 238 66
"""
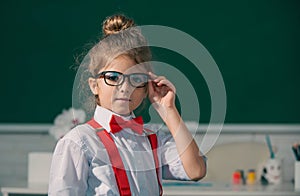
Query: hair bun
102 14 135 36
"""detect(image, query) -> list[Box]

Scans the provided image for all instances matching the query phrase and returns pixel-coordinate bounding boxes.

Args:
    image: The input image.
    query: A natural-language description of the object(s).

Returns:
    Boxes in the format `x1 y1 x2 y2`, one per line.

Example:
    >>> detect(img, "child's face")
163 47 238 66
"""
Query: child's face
89 55 148 116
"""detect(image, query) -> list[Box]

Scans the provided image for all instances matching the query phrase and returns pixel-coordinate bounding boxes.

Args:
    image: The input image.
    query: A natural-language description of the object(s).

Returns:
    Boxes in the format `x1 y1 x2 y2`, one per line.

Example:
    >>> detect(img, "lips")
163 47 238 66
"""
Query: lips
115 98 131 102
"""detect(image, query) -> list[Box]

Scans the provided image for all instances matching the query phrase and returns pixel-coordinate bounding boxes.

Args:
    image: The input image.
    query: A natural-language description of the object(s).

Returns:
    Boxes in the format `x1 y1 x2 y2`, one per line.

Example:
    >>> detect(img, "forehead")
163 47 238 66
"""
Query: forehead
104 55 148 73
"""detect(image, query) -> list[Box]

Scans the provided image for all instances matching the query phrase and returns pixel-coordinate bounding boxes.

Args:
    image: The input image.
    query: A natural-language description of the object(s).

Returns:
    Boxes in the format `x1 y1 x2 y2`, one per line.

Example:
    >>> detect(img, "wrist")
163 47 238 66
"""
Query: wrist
160 107 180 124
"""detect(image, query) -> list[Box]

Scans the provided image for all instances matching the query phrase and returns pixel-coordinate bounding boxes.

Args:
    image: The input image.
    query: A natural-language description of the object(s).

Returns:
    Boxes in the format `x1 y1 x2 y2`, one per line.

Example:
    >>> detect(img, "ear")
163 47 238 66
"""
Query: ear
88 77 99 95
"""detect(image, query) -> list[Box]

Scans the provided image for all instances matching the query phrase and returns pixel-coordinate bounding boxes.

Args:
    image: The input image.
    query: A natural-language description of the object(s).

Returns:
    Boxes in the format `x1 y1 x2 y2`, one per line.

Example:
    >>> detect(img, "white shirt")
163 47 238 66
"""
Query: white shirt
48 106 190 196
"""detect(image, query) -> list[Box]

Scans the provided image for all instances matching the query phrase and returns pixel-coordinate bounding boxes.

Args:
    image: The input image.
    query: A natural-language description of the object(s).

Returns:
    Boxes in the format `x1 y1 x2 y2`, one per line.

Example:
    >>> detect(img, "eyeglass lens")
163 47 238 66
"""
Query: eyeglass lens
103 71 148 87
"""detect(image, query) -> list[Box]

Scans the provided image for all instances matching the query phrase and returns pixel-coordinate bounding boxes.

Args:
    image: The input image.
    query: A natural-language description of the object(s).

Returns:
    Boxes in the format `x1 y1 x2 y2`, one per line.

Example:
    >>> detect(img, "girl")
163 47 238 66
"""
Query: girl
48 14 206 196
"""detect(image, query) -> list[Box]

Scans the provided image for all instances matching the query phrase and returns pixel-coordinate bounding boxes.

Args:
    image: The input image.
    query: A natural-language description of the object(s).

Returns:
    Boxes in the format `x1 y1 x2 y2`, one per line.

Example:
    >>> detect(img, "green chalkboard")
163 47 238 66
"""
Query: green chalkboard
1 0 299 123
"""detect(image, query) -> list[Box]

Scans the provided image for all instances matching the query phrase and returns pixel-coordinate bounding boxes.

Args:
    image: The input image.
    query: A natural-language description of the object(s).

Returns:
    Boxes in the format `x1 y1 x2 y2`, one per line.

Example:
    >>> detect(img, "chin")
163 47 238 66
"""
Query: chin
112 108 131 116
112 104 135 116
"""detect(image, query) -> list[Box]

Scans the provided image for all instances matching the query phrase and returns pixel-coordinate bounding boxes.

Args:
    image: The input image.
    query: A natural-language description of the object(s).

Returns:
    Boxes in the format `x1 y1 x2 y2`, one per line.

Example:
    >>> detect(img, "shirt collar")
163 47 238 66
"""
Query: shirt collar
93 105 135 133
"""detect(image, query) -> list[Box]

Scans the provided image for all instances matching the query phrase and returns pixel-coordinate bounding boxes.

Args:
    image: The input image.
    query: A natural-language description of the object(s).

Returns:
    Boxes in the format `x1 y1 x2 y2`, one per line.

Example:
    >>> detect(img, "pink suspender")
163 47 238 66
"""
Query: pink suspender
87 119 163 196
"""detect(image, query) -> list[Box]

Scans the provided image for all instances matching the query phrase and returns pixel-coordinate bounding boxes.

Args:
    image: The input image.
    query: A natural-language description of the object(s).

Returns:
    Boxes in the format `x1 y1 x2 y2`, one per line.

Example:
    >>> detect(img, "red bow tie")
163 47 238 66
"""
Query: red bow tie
109 115 144 135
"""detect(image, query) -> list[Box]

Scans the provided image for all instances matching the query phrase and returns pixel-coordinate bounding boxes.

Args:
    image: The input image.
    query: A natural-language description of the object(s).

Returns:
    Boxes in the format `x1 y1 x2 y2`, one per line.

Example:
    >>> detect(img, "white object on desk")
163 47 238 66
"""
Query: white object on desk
260 158 282 185
295 161 300 191
1 152 52 196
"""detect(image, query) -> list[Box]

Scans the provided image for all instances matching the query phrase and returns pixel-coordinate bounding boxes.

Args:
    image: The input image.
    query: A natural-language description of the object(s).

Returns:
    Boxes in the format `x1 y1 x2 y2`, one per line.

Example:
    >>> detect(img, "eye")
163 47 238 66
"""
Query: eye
105 72 121 82
132 76 142 83
131 74 148 85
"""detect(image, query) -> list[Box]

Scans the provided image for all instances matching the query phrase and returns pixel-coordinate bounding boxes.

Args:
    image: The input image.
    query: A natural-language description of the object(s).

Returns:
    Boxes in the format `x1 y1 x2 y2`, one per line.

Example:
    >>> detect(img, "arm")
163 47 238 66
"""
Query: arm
148 72 206 181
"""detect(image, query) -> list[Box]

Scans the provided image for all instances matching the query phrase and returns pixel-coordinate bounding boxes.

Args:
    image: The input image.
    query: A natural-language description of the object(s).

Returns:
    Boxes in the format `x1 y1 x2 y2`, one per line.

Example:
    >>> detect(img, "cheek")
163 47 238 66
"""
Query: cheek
97 83 115 102
131 90 146 103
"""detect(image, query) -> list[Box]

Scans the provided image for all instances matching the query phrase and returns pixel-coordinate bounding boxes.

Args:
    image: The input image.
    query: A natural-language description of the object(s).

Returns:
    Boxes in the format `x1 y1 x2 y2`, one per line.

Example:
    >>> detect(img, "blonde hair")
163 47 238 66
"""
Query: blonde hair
78 14 152 116
102 14 135 36
88 14 152 75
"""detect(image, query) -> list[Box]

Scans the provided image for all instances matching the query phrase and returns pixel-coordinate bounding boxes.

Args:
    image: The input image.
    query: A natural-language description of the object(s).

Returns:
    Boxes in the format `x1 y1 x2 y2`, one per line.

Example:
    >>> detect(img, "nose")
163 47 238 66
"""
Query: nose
119 77 134 93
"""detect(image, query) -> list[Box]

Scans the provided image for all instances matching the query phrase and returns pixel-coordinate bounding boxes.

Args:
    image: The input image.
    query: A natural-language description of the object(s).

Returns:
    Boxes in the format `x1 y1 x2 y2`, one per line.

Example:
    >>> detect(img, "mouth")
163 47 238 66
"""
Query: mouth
115 98 132 102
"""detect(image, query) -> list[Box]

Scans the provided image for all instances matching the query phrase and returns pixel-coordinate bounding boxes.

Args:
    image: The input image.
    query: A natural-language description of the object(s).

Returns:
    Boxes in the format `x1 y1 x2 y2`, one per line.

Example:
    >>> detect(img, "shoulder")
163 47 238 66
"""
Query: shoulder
56 123 102 153
53 123 105 160
62 123 95 143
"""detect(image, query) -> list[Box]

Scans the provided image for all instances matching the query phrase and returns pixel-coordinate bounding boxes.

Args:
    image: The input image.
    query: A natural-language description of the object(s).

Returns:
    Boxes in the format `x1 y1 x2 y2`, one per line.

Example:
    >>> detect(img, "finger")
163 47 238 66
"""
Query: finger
148 73 163 87
148 81 159 94
148 72 157 82
148 72 157 79
156 79 169 86
154 76 166 83
148 72 176 92
151 75 167 86
149 72 166 83
156 79 176 92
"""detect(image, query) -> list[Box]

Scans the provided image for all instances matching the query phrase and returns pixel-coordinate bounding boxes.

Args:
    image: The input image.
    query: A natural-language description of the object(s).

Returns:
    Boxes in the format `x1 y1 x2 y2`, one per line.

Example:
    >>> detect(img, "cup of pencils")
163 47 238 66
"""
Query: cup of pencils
260 135 282 185
292 143 300 191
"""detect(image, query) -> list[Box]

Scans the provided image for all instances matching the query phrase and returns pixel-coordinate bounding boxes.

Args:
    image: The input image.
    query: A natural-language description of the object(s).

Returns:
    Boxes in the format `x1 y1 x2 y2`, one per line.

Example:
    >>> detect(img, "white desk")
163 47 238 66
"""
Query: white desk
162 181 300 196
1 186 47 196
2 182 299 196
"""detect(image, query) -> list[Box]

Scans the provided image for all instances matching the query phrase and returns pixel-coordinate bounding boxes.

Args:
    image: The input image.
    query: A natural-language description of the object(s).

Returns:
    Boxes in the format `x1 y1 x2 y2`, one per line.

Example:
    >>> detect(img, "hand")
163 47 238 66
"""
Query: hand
148 72 177 117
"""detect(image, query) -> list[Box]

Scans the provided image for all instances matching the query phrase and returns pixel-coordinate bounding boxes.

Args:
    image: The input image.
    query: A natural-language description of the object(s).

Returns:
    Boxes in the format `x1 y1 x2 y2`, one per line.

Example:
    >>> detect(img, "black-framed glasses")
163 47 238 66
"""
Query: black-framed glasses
95 71 149 88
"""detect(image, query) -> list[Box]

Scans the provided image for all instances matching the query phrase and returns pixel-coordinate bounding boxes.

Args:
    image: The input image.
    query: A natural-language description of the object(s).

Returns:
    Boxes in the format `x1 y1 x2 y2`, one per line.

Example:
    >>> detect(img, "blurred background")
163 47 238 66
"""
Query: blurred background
0 0 299 124
1 1 300 195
